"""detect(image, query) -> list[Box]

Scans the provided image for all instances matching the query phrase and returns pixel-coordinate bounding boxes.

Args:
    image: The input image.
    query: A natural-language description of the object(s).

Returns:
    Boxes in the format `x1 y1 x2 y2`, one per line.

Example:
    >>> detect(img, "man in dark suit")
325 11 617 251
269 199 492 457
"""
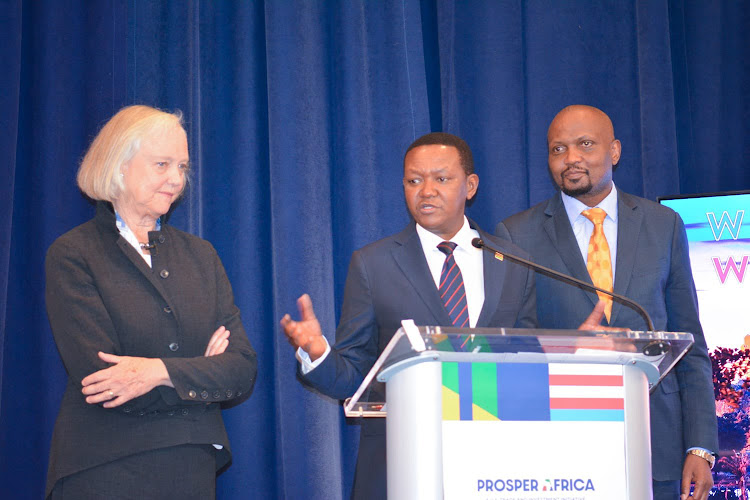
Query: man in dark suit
280 132 539 499
496 105 718 500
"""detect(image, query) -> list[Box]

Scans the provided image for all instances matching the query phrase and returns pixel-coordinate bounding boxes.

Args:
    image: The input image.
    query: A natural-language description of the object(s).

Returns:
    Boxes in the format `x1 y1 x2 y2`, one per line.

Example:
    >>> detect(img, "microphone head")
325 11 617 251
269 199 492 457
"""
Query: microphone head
471 238 484 249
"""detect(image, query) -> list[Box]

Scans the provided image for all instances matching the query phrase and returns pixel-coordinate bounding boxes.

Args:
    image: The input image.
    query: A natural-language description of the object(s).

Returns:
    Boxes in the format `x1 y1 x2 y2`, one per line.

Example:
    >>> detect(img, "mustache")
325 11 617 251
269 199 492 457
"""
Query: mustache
561 166 589 176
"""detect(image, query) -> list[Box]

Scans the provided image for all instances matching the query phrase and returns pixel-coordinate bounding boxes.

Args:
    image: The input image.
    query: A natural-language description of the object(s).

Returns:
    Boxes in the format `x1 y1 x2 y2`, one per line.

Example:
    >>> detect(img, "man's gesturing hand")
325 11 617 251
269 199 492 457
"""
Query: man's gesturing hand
280 294 328 361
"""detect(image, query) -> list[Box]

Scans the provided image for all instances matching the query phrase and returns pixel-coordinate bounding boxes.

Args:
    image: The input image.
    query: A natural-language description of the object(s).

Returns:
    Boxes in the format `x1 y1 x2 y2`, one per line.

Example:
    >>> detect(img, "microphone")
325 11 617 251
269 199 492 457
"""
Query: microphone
139 241 158 255
471 237 655 331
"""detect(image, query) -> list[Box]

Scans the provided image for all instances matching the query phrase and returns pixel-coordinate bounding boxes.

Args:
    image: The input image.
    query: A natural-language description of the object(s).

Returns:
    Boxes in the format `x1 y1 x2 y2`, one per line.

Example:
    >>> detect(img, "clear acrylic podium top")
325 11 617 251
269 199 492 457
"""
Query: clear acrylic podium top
343 322 694 417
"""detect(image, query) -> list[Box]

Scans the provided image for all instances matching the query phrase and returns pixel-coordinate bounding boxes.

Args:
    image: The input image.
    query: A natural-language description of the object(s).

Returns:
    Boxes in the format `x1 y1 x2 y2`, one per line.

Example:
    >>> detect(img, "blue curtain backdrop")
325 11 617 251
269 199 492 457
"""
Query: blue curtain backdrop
1 0 748 498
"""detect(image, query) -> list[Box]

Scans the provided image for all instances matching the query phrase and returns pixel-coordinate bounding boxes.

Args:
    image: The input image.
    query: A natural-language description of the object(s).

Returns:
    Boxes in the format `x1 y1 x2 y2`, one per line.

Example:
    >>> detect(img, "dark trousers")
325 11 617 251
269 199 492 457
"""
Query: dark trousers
653 479 681 500
350 433 386 500
49 444 216 500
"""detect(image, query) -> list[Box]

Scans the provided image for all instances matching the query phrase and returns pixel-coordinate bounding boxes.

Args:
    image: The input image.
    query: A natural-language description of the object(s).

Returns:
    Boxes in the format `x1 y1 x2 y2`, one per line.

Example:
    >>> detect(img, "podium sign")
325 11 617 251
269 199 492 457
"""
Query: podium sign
344 324 694 500
442 362 626 499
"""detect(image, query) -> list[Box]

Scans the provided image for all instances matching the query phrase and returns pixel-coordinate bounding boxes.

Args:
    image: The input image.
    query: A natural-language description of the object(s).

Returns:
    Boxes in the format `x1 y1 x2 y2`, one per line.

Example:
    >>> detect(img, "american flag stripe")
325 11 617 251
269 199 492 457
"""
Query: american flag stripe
550 397 624 410
549 364 622 375
551 409 624 422
549 385 624 398
549 374 623 386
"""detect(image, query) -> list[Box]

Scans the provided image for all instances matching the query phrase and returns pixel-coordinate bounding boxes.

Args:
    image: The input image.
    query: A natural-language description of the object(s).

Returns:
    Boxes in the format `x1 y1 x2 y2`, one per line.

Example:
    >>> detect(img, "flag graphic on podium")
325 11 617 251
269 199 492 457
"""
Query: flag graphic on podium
442 362 624 422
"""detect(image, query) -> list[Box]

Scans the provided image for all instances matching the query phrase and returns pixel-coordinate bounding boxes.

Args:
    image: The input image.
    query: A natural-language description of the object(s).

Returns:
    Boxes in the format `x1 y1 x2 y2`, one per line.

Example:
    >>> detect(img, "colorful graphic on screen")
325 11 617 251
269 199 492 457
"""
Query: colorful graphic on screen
660 192 749 350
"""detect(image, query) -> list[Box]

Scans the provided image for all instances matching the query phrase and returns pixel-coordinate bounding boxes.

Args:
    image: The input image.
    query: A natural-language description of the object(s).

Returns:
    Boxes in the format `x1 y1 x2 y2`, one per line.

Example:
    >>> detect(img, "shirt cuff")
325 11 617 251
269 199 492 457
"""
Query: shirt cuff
296 339 331 375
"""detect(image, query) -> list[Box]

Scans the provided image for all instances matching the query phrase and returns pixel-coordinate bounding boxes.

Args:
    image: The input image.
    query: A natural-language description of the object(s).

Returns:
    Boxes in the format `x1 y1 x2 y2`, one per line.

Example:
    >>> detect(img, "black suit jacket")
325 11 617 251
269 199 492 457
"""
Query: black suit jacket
302 220 537 499
497 190 718 481
45 202 257 497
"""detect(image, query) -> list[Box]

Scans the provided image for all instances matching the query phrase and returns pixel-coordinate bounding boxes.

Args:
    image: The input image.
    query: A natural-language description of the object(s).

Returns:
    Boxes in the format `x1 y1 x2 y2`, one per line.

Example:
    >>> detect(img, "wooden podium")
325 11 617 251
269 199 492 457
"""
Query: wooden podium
344 322 694 500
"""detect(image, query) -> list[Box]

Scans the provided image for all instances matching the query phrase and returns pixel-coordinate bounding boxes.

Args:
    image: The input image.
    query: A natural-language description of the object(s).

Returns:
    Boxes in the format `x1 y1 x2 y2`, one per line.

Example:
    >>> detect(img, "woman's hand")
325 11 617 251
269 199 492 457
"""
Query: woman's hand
82 352 172 408
82 327 229 408
204 325 230 356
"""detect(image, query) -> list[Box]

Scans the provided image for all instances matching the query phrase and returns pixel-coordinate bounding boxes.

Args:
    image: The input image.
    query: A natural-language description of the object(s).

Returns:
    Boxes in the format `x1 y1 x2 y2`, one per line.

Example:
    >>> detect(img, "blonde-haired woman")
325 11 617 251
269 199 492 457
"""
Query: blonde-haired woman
45 105 256 499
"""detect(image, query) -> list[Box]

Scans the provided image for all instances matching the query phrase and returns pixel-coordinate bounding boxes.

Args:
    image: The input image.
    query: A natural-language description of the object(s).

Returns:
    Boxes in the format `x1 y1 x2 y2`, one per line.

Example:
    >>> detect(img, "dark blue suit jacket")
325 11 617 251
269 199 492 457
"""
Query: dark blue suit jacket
302 220 537 499
496 190 718 481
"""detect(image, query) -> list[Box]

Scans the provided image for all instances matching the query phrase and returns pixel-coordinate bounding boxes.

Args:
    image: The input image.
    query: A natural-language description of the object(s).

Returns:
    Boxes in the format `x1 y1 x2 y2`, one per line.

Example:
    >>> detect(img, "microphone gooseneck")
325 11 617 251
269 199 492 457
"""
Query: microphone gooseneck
472 237 655 331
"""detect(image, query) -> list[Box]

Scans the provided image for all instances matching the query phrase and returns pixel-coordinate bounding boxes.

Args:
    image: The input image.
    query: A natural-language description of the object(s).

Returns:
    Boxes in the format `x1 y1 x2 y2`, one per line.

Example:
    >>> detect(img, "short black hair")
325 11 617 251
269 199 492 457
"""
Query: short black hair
404 132 474 176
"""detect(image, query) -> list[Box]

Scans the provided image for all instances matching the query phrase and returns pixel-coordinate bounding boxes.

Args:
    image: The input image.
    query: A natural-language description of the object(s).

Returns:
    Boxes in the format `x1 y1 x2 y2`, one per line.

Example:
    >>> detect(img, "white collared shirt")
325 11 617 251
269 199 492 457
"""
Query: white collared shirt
560 183 619 281
297 216 485 373
115 212 158 267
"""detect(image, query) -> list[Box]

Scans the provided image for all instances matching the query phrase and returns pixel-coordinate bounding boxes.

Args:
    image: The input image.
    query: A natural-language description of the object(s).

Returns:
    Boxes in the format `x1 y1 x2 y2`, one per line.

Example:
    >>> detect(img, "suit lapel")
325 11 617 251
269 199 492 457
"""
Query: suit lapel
544 194 598 308
391 224 454 325
475 228 506 328
96 202 174 310
611 192 643 325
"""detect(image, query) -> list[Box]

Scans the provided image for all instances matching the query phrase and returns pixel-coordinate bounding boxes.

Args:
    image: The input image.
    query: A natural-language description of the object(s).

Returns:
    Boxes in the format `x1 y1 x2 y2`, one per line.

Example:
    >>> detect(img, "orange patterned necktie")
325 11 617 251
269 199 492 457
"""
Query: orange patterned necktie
581 208 613 322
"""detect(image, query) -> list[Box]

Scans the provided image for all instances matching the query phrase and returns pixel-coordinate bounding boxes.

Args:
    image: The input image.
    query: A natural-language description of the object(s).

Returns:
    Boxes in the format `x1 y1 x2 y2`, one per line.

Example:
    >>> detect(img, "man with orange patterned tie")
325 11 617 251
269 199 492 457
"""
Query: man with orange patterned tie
496 105 718 500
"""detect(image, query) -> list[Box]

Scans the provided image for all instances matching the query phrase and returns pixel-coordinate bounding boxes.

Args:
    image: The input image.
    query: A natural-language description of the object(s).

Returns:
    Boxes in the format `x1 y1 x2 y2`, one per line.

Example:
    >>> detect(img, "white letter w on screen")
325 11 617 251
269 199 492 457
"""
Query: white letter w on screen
706 211 744 241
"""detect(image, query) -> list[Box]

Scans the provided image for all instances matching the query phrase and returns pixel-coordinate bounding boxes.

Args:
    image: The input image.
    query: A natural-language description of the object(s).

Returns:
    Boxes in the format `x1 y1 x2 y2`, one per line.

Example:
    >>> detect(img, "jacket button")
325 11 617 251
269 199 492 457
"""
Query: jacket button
163 306 172 314
181 409 189 415
158 235 165 243
123 406 133 413
213 390 221 399
200 390 209 400
159 269 169 279
138 410 145 416
167 410 175 416
225 390 233 398
168 342 179 351
188 390 197 398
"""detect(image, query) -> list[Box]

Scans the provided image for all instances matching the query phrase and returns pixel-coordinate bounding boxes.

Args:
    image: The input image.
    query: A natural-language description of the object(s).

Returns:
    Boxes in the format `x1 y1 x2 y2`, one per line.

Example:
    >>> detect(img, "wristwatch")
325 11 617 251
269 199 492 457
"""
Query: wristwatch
687 449 715 469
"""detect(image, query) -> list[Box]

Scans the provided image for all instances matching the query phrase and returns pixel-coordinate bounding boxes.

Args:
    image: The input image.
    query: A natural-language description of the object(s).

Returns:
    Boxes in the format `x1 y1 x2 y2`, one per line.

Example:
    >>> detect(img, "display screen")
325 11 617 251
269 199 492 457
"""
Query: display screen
660 191 749 350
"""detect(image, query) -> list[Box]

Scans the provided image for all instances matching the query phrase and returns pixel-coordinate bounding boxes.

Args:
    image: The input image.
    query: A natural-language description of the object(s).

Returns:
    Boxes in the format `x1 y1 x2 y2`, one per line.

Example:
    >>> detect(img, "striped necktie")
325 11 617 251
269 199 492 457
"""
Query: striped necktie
581 208 613 322
437 241 469 328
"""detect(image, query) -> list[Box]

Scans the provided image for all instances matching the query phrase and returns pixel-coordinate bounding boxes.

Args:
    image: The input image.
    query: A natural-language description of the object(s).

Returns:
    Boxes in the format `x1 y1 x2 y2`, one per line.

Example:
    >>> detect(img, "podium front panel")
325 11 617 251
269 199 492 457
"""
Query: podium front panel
384 360 651 499
440 362 628 500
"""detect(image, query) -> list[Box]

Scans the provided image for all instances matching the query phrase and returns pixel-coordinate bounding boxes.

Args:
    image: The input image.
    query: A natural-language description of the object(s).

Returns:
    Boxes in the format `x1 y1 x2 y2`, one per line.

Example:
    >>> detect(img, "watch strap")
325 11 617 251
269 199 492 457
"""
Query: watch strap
687 449 716 469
